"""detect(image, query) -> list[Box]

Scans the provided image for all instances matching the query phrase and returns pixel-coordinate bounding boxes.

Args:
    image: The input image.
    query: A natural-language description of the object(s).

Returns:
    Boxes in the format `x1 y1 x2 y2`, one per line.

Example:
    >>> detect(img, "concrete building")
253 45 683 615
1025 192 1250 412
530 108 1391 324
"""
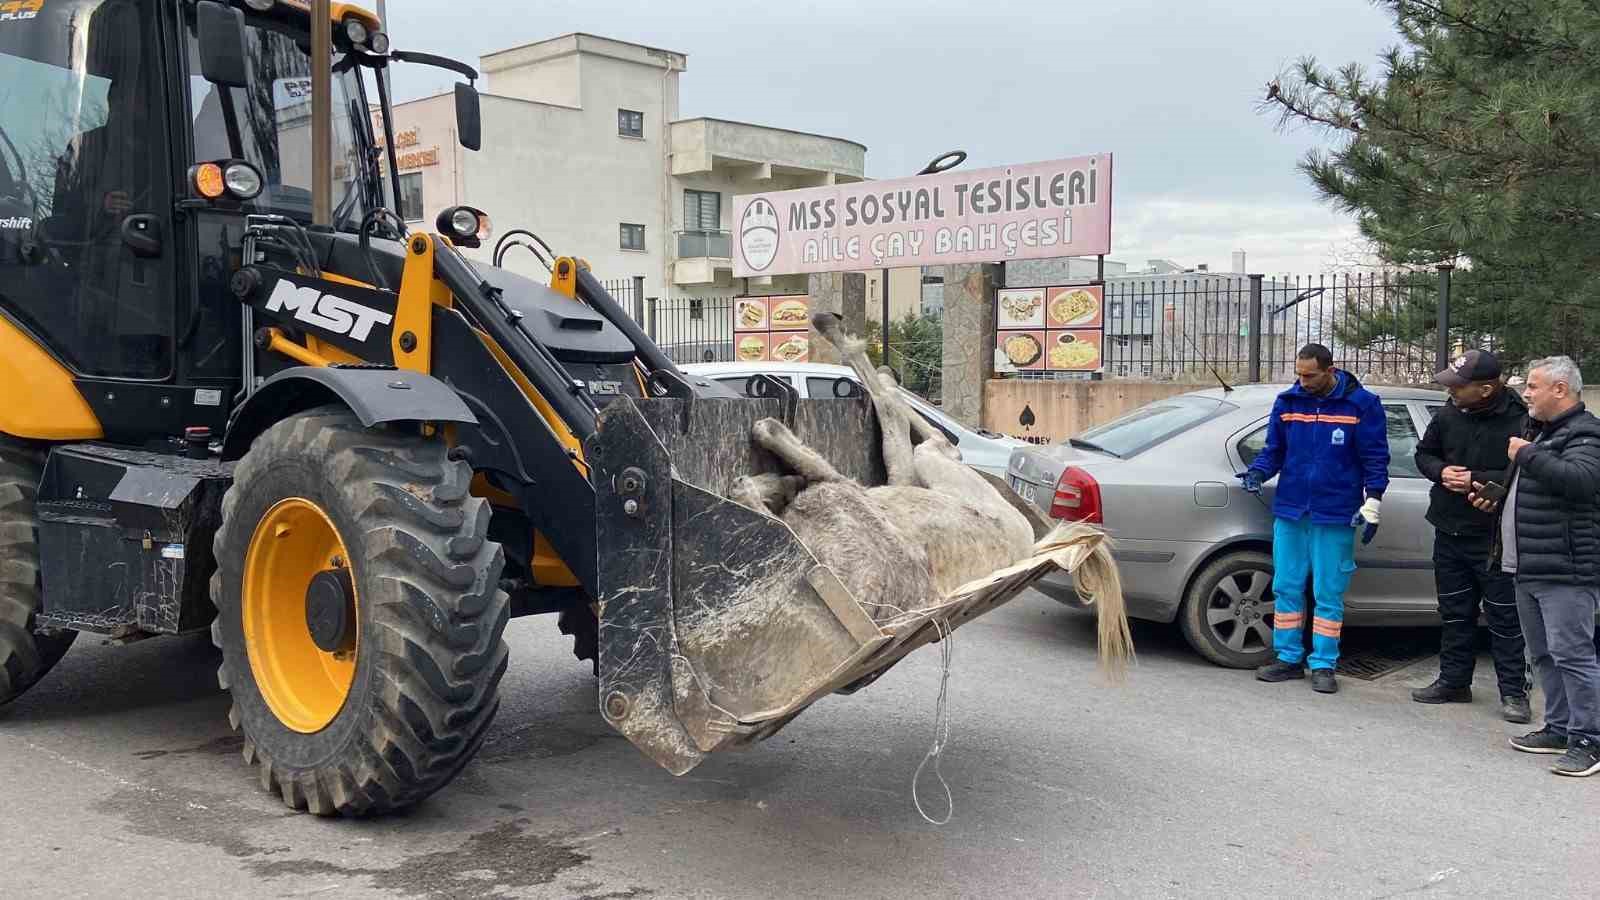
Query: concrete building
384 34 868 312
861 269 926 325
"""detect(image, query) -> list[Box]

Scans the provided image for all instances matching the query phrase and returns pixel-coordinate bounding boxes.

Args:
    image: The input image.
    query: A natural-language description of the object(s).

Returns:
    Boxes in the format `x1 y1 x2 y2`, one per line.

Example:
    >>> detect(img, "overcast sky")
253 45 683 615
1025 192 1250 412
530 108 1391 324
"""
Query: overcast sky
377 0 1399 276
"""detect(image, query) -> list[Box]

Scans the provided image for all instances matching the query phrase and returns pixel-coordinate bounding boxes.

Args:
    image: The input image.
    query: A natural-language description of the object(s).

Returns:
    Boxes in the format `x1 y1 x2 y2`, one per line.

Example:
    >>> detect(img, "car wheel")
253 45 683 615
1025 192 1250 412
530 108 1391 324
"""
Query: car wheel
1179 551 1277 669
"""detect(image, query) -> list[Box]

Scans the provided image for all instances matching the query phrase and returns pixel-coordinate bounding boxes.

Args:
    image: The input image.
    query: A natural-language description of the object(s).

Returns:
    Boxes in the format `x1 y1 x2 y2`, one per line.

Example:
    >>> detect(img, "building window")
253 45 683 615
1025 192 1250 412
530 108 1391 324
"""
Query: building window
618 109 644 138
1133 300 1152 318
689 298 705 321
398 172 423 222
1109 300 1124 319
684 189 721 232
620 223 646 252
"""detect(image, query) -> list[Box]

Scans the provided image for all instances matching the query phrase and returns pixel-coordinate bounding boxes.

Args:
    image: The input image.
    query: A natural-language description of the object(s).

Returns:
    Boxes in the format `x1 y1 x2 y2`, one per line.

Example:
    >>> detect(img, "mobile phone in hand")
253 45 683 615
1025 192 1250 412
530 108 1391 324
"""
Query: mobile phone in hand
1477 481 1507 502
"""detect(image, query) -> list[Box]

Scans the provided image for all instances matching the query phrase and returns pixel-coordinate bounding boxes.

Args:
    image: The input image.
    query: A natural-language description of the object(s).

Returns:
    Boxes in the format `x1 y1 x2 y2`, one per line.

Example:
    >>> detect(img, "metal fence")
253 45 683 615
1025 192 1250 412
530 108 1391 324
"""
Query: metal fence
604 268 1575 388
1085 269 1549 384
598 277 644 324
645 296 739 364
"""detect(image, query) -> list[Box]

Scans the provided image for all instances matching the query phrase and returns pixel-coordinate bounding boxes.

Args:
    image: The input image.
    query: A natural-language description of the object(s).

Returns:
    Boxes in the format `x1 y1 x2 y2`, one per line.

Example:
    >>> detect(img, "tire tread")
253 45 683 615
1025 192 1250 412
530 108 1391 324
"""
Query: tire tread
211 410 508 816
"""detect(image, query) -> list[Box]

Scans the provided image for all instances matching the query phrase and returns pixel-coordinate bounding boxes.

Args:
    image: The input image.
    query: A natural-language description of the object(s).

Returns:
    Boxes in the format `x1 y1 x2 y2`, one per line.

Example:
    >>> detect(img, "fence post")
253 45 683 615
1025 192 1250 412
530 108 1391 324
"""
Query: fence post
631 275 645 324
1436 264 1453 372
1247 274 1263 383
646 297 658 342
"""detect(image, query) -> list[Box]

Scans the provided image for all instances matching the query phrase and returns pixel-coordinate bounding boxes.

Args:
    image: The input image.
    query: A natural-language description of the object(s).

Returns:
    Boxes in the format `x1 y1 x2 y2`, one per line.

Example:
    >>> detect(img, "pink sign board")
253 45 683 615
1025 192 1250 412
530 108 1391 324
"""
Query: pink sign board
732 154 1112 277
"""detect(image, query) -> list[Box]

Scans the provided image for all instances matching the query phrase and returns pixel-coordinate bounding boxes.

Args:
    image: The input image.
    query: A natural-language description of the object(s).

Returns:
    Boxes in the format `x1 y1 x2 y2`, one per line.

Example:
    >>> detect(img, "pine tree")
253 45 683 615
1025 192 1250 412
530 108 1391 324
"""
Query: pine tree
866 313 944 401
1263 0 1600 369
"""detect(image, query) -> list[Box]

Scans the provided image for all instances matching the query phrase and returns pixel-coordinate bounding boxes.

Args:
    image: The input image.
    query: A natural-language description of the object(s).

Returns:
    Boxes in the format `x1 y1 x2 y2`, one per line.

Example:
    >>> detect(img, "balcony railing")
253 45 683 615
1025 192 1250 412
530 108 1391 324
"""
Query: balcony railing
676 230 732 259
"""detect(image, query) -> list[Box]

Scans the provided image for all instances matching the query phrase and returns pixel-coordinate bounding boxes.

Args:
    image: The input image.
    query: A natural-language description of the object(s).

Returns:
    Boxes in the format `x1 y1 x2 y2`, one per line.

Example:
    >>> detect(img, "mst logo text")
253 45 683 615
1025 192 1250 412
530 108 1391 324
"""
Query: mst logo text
265 281 393 341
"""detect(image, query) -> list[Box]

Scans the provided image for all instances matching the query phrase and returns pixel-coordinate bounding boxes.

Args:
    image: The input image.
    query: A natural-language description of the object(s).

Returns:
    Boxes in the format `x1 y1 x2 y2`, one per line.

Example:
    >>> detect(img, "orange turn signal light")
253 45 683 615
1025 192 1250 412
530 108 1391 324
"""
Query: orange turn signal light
192 163 226 199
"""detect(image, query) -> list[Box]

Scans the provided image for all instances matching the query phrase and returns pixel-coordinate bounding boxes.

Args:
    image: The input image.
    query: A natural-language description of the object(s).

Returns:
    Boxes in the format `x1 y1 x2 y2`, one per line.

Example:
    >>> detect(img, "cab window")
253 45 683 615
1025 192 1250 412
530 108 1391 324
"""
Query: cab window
0 0 175 378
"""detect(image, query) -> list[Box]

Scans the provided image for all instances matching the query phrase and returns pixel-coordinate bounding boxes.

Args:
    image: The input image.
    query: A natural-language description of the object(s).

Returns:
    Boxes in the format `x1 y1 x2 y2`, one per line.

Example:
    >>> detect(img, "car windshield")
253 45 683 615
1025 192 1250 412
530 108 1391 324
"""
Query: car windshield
1073 396 1234 457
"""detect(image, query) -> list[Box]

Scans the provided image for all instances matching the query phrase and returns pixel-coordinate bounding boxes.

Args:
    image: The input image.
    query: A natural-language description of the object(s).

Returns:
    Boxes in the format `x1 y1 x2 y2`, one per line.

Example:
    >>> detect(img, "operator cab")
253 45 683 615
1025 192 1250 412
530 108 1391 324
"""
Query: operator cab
0 0 590 446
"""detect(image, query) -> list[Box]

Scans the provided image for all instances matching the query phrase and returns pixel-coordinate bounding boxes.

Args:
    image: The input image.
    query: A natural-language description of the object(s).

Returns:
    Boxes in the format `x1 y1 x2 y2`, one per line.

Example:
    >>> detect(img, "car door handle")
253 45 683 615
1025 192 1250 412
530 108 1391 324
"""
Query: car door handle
121 214 163 258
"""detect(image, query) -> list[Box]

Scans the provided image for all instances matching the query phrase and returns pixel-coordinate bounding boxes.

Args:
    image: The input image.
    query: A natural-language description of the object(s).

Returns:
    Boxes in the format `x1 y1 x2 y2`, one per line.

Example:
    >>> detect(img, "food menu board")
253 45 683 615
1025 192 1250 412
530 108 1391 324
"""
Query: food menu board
997 331 1046 371
1045 330 1102 371
995 284 1104 374
734 295 811 363
1046 285 1104 328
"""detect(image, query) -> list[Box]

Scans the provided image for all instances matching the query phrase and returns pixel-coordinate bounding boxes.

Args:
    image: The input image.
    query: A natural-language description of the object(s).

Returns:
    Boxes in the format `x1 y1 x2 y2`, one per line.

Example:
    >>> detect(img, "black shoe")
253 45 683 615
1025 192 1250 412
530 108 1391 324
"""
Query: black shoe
1256 661 1305 683
1510 727 1568 755
1501 695 1533 724
1311 669 1338 694
1551 737 1600 777
1411 679 1472 704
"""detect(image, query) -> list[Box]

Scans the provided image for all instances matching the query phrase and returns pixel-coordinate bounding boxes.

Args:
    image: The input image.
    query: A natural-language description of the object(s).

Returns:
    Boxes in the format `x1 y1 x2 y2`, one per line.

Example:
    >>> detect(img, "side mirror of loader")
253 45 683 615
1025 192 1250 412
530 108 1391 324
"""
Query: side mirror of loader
454 83 482 151
197 1 249 88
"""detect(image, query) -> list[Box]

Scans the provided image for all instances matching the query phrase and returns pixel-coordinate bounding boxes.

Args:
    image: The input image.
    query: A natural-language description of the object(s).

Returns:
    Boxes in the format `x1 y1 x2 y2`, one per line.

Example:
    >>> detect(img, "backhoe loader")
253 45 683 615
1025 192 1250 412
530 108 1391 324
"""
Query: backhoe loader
0 0 1073 817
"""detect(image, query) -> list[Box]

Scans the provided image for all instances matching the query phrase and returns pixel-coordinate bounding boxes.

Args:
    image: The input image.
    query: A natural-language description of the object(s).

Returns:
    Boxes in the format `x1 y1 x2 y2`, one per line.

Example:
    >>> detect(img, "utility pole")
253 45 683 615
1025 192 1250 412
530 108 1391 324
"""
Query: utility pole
1436 264 1453 373
376 0 391 99
311 0 332 225
881 268 890 372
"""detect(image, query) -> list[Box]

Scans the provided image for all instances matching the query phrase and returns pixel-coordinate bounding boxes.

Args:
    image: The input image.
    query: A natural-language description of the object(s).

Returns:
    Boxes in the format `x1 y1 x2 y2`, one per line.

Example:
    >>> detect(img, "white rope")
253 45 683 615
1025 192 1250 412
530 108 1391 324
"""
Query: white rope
912 618 955 826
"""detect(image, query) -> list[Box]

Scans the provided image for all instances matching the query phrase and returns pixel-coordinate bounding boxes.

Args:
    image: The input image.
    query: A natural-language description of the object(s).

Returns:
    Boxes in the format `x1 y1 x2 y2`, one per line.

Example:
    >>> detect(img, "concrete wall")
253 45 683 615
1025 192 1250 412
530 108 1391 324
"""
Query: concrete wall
1005 256 1129 286
981 375 1585 444
484 48 582 108
982 379 1204 444
672 118 865 177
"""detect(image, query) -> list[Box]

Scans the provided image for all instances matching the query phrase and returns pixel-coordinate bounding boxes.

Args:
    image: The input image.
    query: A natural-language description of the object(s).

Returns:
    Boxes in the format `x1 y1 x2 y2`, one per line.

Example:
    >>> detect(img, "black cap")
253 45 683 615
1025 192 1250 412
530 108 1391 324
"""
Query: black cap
1435 349 1502 388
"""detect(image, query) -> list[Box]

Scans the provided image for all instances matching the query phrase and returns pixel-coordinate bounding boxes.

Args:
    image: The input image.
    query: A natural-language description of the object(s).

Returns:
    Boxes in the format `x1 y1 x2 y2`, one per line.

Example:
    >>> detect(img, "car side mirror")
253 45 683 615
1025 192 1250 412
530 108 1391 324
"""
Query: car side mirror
454 83 481 151
196 1 249 88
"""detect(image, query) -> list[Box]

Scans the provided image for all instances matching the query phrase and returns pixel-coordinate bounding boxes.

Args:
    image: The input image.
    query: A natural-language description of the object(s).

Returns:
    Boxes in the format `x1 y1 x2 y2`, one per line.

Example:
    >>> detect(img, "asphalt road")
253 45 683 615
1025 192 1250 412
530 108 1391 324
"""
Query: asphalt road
2 592 1596 899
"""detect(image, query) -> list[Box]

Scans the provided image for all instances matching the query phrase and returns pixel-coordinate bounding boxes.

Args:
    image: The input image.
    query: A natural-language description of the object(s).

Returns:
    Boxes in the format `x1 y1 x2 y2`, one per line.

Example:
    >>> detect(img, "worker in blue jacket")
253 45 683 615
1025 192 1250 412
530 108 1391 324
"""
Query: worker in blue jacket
1239 343 1391 694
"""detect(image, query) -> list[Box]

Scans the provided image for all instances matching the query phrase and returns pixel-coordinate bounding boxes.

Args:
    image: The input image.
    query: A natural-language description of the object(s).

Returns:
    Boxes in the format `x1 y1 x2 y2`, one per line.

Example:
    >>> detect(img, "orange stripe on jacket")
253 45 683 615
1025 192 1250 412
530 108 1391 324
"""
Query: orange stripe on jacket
1279 413 1360 425
1312 617 1343 637
1274 613 1306 629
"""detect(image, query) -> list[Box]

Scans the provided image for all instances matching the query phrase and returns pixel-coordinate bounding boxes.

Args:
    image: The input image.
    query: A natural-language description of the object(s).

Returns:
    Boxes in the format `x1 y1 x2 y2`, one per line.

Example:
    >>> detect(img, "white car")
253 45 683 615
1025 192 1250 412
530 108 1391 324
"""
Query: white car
679 361 1024 479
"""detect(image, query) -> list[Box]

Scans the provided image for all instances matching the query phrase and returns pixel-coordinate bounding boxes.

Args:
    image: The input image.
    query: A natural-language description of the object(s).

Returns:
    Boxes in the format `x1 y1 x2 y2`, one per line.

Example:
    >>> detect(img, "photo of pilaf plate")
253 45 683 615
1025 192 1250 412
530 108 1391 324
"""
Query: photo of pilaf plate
1001 333 1042 367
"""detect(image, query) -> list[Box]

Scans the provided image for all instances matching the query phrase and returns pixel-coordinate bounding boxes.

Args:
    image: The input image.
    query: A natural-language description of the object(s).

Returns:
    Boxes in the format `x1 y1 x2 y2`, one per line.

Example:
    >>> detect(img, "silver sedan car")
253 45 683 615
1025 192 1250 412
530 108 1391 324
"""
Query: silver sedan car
1006 383 1450 668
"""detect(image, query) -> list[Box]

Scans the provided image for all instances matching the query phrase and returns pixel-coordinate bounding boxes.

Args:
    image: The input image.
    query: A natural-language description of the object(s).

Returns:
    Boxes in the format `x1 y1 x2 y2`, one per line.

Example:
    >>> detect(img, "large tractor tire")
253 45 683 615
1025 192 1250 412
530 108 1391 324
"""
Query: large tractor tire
0 437 76 707
210 408 509 816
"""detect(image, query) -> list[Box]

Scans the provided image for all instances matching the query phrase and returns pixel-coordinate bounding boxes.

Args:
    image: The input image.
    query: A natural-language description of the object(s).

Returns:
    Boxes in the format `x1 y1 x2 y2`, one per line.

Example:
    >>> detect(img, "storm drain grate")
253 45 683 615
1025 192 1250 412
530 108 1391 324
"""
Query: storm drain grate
1335 630 1439 681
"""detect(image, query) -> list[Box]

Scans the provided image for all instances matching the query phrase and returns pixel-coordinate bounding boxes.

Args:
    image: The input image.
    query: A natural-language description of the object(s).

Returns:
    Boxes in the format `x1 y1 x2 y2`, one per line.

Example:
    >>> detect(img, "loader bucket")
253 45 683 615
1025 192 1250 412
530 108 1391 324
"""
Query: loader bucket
587 393 1093 775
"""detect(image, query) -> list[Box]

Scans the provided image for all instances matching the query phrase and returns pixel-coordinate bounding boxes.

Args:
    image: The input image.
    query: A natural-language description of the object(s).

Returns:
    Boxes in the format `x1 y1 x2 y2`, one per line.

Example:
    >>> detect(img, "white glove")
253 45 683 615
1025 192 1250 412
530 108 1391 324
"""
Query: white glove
1357 497 1381 525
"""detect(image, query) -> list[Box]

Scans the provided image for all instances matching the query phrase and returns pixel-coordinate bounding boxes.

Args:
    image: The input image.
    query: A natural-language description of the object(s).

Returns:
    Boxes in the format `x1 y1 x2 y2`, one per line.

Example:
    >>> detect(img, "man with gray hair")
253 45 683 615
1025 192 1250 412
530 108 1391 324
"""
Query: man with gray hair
1472 355 1600 777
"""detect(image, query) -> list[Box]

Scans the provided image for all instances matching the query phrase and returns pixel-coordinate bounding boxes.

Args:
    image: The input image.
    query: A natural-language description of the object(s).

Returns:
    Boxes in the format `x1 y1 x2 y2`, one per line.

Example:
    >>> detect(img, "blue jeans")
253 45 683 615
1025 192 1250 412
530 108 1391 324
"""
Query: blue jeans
1271 516 1358 670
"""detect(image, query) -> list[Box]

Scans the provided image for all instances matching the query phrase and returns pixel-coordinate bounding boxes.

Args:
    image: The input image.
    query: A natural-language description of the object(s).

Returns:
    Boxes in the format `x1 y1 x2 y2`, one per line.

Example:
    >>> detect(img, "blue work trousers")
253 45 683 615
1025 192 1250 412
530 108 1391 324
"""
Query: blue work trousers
1271 515 1358 670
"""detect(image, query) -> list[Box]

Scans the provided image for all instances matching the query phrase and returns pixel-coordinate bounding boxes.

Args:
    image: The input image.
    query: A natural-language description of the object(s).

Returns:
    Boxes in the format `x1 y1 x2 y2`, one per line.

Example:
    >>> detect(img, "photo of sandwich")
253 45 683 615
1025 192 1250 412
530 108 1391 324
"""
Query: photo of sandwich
771 334 809 363
1046 286 1103 327
735 299 768 331
769 297 810 330
1046 331 1102 371
737 334 767 362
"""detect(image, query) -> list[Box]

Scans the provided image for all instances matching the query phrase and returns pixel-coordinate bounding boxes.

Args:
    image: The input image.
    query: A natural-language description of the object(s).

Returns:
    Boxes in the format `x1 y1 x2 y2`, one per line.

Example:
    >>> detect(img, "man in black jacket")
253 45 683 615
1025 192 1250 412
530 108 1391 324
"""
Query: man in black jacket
1471 356 1600 777
1412 350 1531 722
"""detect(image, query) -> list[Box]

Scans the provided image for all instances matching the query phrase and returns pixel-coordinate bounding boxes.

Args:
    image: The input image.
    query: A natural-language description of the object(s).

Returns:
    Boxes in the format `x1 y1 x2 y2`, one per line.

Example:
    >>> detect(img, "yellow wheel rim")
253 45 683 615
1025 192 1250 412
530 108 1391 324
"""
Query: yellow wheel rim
242 497 359 734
